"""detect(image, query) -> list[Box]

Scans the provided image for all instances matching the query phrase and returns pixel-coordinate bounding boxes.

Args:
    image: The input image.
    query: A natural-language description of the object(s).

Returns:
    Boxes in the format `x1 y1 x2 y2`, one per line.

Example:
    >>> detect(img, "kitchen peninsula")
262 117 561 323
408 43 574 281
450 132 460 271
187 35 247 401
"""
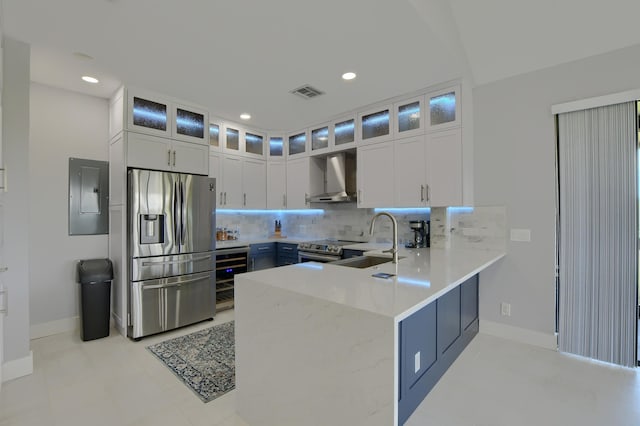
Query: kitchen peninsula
235 246 505 426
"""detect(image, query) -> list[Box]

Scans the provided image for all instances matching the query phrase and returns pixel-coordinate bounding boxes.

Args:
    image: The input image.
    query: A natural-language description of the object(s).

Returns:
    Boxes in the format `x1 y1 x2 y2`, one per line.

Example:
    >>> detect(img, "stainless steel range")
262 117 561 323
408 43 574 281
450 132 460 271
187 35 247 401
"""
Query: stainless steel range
297 240 357 263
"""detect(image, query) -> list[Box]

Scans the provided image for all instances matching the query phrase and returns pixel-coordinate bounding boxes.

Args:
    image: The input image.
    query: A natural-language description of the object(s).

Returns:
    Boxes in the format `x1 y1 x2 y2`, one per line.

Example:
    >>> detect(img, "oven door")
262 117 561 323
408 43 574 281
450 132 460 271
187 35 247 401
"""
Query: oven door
298 251 341 263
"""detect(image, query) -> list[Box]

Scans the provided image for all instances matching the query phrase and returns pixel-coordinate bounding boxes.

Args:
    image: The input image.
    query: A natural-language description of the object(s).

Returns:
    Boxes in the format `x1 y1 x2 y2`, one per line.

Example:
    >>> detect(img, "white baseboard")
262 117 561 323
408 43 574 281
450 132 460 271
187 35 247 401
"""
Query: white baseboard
480 320 557 350
30 316 79 339
2 351 33 382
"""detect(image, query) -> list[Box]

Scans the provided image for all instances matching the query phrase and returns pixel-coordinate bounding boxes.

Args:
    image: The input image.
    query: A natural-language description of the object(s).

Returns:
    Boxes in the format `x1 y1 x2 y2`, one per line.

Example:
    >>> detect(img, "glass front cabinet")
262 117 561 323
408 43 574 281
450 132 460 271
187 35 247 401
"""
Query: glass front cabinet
244 131 266 158
268 135 285 160
394 96 424 138
427 86 460 130
172 103 208 144
333 116 356 149
127 91 172 138
358 105 393 145
310 123 331 154
224 125 241 153
209 122 221 150
288 130 308 158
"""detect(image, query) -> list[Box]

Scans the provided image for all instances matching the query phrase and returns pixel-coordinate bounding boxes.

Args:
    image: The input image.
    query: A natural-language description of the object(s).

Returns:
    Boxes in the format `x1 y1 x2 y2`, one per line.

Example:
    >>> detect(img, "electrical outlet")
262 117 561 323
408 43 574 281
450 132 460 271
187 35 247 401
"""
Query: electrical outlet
501 302 511 316
414 351 421 373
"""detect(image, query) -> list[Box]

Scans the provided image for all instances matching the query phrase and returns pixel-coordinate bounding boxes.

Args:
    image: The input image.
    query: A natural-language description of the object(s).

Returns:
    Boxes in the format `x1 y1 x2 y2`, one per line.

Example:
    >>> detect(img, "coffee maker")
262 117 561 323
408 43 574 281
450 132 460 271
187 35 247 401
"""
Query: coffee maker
406 220 429 248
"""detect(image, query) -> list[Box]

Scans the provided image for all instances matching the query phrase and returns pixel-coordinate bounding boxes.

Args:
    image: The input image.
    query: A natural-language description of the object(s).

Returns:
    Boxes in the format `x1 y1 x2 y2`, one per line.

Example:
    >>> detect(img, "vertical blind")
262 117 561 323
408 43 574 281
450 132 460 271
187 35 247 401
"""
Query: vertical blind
558 101 637 367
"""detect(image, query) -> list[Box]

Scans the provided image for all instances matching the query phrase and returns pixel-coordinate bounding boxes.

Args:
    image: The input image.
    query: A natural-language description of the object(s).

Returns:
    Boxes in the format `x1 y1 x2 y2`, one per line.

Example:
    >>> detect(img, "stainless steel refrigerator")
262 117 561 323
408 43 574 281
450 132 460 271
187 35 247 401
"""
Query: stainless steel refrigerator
128 169 216 339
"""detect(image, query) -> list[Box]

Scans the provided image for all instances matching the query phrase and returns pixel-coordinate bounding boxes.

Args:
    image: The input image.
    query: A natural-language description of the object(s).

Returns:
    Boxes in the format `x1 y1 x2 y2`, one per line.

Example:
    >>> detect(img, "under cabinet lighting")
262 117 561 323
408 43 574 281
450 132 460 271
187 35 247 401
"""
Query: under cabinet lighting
342 72 357 80
240 113 251 120
217 209 324 215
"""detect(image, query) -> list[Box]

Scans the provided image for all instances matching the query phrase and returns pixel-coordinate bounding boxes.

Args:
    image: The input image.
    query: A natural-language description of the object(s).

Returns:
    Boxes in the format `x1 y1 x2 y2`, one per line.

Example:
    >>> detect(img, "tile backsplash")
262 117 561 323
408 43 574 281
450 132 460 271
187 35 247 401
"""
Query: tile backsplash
216 204 431 245
217 204 506 250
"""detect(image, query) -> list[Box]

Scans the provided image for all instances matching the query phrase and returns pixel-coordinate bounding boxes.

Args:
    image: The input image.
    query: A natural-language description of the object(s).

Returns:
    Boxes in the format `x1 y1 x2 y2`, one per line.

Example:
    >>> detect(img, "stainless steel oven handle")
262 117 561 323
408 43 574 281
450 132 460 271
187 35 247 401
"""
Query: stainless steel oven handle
298 252 341 263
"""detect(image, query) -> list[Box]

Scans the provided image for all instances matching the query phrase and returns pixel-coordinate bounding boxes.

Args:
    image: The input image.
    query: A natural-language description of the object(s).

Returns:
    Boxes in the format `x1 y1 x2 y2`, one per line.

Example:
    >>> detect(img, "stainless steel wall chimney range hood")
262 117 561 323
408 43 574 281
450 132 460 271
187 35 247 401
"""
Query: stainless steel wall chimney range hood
309 151 357 203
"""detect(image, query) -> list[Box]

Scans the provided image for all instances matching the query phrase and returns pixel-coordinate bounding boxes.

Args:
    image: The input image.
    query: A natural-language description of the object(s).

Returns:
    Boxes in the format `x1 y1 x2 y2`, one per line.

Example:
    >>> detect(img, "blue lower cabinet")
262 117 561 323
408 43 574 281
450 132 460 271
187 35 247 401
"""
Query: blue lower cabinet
398 274 479 425
461 274 479 331
437 286 461 355
277 243 299 266
249 243 276 272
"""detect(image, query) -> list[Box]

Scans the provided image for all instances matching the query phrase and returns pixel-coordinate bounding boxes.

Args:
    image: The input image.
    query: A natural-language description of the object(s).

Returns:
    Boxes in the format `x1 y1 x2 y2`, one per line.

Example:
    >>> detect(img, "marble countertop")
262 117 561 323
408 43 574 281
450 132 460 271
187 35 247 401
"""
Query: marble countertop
240 247 505 322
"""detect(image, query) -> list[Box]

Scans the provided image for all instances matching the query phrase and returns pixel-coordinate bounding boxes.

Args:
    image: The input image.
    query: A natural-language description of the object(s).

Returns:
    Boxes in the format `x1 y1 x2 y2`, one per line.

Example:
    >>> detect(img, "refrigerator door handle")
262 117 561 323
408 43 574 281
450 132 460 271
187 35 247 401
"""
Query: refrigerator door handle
172 180 179 247
180 180 186 246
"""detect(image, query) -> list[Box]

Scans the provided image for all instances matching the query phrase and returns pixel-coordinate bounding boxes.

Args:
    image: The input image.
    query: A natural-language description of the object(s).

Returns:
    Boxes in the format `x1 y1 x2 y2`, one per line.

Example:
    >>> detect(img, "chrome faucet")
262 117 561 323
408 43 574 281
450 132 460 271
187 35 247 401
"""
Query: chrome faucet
369 212 399 264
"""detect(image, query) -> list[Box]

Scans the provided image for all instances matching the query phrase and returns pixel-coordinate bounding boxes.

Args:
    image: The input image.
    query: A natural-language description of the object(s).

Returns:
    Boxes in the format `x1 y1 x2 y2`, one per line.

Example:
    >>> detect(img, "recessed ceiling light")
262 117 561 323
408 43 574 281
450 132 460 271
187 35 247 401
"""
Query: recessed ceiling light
81 76 99 84
342 72 357 81
240 113 251 120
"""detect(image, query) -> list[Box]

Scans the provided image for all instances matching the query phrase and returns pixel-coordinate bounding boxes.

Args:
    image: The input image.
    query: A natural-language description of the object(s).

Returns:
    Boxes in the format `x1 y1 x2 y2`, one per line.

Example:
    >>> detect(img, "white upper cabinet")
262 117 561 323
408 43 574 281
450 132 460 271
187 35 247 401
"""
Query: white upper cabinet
267 161 287 209
426 85 461 130
221 155 244 208
394 96 425 138
394 135 428 207
285 157 323 209
244 131 266 159
126 89 172 138
285 157 310 209
427 129 463 206
127 132 208 175
243 158 267 208
333 116 356 150
310 123 332 155
208 121 222 151
223 124 242 154
172 103 208 144
113 87 209 145
358 105 393 145
287 130 309 158
357 142 395 208
218 154 267 210
268 135 285 160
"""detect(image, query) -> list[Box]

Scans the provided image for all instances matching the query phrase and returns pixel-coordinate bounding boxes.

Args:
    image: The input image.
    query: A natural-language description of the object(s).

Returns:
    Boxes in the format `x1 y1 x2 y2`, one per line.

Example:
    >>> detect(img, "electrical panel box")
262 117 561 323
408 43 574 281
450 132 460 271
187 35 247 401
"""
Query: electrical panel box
69 158 109 235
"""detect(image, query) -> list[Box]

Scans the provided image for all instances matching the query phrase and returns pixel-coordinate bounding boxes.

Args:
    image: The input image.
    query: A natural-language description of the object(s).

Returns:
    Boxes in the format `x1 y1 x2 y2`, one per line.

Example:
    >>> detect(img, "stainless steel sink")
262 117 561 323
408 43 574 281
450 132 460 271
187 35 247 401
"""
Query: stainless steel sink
329 255 395 269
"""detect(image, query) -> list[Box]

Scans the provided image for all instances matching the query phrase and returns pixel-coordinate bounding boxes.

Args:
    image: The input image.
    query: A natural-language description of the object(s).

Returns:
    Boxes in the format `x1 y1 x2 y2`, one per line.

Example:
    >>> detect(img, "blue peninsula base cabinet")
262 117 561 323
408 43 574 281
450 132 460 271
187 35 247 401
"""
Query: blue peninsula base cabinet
398 274 479 424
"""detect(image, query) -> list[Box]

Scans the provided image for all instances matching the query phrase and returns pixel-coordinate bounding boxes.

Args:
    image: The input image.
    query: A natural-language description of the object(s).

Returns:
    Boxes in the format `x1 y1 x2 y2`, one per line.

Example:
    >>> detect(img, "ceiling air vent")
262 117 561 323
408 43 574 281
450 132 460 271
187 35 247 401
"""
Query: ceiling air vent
290 84 325 100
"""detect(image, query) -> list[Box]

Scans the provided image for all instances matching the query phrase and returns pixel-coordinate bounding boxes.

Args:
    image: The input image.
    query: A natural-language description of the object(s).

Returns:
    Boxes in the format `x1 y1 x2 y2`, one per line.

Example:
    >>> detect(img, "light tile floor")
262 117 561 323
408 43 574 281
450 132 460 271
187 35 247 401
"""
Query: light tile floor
1 310 639 426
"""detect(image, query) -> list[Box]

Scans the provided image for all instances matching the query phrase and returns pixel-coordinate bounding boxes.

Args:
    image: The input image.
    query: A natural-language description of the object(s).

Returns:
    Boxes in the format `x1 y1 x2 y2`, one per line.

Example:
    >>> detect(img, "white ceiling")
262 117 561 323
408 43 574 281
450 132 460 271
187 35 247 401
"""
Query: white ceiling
4 0 640 131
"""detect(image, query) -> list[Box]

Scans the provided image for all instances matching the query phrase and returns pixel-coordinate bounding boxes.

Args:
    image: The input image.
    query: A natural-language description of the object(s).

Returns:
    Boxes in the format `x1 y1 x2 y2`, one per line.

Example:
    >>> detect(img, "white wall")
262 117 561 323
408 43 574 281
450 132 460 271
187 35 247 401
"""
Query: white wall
28 83 109 336
2 37 31 368
474 43 640 343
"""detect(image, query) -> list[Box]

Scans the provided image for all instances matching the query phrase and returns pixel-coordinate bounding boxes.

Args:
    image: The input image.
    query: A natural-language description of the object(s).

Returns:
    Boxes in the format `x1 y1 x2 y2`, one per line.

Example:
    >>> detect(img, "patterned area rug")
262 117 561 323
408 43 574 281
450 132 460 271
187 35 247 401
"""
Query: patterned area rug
147 321 235 403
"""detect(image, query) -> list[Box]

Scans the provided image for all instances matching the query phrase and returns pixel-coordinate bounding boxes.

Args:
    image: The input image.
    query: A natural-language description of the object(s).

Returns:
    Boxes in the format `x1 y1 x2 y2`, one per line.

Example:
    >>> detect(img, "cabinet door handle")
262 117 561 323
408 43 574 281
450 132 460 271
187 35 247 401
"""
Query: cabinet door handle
172 150 176 166
426 184 430 202
167 149 171 166
257 246 270 251
220 192 224 206
358 189 362 204
251 258 255 271
243 193 247 206
420 185 425 202
224 192 227 205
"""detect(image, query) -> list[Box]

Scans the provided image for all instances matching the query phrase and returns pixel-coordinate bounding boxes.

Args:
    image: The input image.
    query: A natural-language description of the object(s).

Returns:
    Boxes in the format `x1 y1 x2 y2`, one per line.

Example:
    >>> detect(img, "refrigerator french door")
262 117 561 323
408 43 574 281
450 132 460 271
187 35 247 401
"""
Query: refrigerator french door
128 169 216 339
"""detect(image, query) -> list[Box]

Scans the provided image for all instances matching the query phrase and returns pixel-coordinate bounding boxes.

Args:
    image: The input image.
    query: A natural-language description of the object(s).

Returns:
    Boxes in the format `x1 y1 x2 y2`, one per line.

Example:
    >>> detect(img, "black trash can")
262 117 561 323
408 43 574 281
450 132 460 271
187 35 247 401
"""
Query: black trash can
77 258 113 341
